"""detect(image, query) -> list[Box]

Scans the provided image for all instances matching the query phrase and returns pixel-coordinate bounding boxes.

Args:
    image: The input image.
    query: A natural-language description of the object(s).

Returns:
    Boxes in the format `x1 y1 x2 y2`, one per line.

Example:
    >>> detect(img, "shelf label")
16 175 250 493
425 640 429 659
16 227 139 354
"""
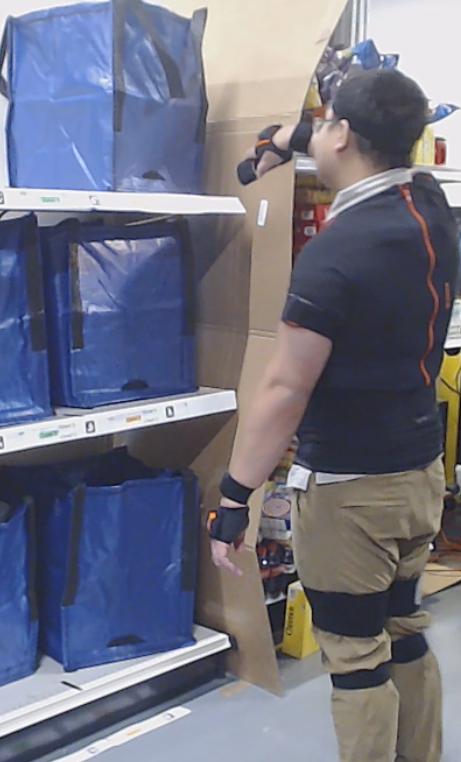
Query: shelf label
40 196 62 204
91 406 161 435
0 418 82 454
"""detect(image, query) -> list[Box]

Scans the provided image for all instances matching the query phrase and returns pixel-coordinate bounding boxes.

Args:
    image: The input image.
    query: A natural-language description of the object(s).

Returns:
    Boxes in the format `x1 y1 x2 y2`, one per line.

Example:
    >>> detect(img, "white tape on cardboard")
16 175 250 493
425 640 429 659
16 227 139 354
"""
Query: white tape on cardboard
257 199 269 227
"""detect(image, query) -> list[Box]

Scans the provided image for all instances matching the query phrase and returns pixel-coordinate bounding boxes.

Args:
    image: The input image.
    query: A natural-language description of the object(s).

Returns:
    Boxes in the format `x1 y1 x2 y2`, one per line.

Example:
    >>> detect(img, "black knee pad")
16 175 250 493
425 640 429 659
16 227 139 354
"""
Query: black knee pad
392 633 428 664
304 587 389 638
332 662 391 690
387 578 420 618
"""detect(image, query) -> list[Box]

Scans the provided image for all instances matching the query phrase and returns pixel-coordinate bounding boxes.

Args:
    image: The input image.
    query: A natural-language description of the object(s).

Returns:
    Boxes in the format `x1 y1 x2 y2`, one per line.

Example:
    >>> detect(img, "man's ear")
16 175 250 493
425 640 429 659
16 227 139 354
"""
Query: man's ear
335 119 351 154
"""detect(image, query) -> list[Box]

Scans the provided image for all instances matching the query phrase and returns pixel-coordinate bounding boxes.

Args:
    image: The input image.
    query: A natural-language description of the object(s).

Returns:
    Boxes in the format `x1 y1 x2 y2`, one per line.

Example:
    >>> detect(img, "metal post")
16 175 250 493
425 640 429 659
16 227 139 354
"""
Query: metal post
350 0 369 46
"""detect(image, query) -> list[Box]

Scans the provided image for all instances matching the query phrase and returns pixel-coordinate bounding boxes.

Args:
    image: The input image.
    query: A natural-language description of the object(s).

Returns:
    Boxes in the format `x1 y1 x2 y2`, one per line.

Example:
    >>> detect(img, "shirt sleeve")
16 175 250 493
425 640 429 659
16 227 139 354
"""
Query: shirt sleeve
282 231 352 341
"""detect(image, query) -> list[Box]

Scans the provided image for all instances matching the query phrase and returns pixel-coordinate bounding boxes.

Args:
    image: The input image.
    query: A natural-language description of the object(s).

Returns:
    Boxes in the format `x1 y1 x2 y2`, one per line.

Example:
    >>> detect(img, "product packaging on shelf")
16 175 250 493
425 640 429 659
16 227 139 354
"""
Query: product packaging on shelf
282 581 319 660
412 125 436 166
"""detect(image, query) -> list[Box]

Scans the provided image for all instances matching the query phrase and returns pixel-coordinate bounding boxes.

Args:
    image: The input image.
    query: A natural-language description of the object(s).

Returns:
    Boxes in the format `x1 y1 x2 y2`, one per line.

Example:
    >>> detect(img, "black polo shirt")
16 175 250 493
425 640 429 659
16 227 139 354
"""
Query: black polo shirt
283 171 459 474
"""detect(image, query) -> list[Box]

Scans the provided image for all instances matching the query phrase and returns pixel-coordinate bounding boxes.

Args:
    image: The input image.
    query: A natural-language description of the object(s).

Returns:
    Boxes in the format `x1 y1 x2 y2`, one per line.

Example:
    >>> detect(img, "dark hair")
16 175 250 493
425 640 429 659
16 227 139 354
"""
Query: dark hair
333 69 428 169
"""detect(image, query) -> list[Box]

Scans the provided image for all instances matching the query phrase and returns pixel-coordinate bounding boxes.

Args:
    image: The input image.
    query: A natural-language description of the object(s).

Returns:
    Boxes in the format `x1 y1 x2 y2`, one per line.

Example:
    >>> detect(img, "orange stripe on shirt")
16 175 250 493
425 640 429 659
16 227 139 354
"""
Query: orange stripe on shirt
399 185 440 387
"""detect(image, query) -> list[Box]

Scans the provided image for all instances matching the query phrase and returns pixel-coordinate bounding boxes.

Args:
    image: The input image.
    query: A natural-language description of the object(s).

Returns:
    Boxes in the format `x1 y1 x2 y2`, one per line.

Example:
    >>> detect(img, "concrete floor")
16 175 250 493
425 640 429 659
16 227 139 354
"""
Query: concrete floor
52 584 461 762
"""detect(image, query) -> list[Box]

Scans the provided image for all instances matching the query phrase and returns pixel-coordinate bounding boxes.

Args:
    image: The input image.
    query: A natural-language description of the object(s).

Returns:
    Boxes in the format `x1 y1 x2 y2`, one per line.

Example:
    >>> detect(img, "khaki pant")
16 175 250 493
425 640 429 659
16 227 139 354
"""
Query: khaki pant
291 457 446 762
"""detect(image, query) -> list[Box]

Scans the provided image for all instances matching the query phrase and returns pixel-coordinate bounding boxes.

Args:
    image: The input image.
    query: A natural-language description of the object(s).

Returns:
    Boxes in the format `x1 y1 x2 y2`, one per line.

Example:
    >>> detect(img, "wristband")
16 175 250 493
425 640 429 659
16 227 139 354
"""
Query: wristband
220 472 254 504
289 117 313 154
207 505 250 544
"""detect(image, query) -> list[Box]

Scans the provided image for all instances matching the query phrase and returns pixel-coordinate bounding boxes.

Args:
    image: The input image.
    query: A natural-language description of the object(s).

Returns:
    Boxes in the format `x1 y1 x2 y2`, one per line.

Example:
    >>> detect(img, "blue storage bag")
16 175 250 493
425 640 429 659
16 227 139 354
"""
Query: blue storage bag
21 448 199 671
0 0 208 194
41 219 196 408
0 481 38 687
0 214 51 425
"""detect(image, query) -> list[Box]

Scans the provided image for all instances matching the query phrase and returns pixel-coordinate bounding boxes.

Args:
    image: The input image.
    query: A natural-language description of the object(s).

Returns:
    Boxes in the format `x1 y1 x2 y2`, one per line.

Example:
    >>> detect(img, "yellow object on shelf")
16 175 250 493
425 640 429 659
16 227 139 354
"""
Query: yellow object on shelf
281 581 319 660
412 125 435 166
438 349 461 484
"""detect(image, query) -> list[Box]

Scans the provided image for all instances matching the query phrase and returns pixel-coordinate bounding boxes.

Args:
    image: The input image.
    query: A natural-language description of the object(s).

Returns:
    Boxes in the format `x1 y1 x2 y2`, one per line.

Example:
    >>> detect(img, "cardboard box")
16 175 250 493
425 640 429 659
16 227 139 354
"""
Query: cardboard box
282 581 320 660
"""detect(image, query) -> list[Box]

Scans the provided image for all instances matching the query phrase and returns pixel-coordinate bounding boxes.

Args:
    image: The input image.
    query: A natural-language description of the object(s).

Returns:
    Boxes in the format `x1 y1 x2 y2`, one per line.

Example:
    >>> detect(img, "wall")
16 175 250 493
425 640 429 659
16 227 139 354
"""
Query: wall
368 0 461 170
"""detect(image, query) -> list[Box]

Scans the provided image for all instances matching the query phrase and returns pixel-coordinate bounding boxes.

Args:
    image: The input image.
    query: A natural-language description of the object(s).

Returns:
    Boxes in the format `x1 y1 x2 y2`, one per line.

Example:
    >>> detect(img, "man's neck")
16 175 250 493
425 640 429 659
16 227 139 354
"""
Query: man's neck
334 161 388 193
328 166 415 220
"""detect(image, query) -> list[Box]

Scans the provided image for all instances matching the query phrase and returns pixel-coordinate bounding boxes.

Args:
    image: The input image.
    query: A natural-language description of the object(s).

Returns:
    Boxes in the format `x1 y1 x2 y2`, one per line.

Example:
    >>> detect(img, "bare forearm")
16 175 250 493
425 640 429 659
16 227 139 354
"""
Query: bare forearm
228 381 309 490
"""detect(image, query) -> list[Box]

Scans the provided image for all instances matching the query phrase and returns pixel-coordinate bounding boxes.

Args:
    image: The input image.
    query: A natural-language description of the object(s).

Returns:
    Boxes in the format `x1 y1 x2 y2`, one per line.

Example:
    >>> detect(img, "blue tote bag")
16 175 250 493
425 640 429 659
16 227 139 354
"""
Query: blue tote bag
0 215 51 425
0 489 38 687
0 0 208 193
22 449 200 671
41 219 196 408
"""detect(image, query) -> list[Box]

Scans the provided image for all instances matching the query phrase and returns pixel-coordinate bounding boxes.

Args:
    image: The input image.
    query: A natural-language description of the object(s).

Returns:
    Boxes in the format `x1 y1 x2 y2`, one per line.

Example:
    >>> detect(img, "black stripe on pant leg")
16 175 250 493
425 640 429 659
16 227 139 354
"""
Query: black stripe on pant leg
387 578 419 618
392 633 428 664
332 662 392 690
304 587 389 638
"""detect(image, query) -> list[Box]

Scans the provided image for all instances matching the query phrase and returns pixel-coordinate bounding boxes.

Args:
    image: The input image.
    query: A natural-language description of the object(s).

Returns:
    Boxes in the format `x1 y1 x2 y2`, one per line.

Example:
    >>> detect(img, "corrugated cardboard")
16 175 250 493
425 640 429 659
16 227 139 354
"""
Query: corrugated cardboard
157 0 349 694
422 563 461 597
162 0 349 122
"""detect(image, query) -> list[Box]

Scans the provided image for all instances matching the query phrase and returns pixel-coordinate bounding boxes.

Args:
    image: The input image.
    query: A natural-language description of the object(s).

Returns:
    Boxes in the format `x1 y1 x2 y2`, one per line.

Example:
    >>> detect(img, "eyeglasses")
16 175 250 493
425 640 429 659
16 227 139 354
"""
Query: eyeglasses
312 117 337 133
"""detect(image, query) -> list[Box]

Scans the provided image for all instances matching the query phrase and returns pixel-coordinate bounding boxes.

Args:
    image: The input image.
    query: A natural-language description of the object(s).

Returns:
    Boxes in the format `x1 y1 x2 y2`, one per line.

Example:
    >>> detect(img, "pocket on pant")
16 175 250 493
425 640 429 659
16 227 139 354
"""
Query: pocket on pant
426 457 445 500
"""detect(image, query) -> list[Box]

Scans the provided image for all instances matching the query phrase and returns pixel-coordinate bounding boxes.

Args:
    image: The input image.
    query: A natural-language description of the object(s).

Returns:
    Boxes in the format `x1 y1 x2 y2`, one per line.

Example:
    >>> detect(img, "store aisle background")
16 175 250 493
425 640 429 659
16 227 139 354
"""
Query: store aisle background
45 584 461 762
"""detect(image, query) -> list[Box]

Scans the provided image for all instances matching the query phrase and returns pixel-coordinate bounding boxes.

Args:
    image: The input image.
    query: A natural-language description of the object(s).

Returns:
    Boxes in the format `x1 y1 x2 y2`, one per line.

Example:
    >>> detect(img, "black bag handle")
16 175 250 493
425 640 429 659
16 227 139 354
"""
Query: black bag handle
0 19 9 100
113 0 186 133
190 9 209 146
22 216 48 353
67 220 85 351
62 484 86 608
175 219 196 338
25 497 39 623
180 469 199 593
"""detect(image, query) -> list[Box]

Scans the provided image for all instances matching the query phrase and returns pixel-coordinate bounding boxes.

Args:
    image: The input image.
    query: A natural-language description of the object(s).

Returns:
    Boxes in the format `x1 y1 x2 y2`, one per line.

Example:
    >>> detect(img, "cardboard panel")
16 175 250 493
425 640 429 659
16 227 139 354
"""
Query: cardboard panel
163 0 350 121
248 162 295 334
422 563 461 597
161 0 350 693
195 539 282 694
196 326 248 390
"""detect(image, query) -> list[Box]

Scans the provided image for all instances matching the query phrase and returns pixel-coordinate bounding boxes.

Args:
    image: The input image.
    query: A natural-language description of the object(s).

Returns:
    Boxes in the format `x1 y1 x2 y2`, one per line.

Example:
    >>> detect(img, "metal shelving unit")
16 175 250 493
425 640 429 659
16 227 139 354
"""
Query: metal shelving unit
0 187 244 743
0 187 245 216
0 388 237 456
0 626 230 741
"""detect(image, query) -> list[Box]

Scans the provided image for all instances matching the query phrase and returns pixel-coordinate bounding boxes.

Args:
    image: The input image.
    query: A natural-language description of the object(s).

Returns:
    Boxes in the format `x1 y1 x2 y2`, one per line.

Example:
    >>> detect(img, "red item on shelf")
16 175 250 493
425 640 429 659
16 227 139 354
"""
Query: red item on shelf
435 137 447 166
313 204 330 223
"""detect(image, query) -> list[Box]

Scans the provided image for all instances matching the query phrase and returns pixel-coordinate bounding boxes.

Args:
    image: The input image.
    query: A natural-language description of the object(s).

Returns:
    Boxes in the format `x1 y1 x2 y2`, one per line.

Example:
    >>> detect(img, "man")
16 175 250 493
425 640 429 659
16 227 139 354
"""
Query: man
207 69 459 762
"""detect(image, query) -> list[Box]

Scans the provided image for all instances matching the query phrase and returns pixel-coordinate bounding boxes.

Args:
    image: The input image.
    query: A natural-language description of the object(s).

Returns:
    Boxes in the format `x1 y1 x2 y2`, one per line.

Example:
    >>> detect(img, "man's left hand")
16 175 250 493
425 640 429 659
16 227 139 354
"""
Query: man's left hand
210 537 245 577
207 503 250 576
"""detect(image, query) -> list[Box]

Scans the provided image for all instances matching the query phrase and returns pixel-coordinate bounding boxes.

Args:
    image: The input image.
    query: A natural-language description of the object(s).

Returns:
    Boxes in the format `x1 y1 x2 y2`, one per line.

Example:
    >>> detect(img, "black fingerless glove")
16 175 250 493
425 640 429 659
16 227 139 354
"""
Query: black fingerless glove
207 505 250 545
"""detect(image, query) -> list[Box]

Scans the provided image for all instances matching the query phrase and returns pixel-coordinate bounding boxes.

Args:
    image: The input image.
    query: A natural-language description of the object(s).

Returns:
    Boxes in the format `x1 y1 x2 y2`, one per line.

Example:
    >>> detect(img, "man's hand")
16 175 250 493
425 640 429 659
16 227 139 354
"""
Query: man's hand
243 125 297 180
207 503 250 577
210 537 245 577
